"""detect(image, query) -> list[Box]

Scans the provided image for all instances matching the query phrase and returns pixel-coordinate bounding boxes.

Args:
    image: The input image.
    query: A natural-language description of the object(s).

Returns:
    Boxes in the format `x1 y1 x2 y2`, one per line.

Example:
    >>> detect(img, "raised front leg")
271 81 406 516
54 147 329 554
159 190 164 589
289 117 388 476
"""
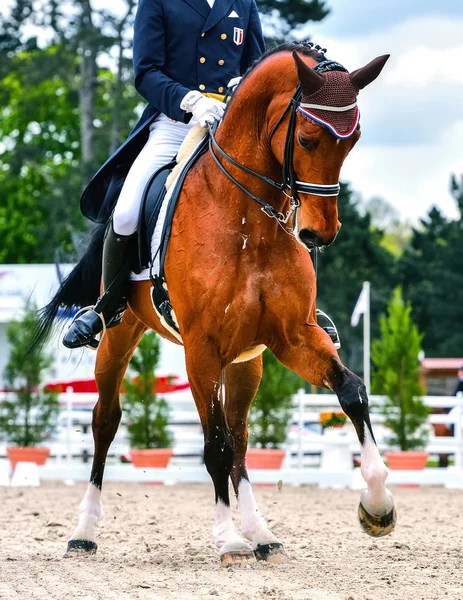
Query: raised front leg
224 359 287 563
274 323 396 538
67 309 146 555
185 346 255 567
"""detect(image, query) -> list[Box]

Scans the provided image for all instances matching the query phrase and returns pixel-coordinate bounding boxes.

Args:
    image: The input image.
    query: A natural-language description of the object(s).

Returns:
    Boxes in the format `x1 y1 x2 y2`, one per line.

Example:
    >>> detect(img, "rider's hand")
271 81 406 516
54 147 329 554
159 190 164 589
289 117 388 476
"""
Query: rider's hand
227 76 242 91
181 91 225 127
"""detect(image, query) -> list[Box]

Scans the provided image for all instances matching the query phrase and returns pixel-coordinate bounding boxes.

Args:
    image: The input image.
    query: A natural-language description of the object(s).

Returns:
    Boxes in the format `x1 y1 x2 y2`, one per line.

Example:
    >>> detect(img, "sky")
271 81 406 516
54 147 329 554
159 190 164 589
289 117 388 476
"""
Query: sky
305 0 463 221
2 0 463 222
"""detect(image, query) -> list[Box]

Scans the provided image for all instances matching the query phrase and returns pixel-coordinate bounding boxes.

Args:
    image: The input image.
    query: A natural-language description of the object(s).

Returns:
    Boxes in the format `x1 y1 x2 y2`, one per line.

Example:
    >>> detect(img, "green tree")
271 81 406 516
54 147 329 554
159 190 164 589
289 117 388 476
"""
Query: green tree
259 0 330 42
316 183 395 375
249 350 301 448
398 175 463 357
123 332 172 450
0 303 59 447
371 288 428 451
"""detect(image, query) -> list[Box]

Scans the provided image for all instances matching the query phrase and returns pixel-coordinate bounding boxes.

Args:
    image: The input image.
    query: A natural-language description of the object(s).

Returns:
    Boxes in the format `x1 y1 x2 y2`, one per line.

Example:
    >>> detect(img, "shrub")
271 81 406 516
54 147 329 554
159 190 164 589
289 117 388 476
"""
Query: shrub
372 287 429 451
123 332 172 449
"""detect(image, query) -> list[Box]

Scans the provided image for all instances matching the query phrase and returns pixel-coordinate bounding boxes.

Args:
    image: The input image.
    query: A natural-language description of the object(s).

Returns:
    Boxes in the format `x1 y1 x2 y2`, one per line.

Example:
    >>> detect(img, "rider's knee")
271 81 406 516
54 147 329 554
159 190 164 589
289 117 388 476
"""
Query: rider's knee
113 205 138 236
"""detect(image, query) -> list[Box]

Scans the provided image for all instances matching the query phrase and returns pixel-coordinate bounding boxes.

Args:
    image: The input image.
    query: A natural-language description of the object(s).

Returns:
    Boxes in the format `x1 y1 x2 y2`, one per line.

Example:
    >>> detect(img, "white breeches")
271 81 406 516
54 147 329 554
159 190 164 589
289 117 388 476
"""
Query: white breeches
113 114 196 236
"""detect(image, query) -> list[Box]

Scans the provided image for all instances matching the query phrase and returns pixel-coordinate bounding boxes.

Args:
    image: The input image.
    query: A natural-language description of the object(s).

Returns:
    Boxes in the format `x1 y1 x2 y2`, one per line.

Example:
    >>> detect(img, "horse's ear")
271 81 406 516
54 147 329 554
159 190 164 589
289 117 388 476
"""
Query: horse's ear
349 55 390 90
293 51 325 95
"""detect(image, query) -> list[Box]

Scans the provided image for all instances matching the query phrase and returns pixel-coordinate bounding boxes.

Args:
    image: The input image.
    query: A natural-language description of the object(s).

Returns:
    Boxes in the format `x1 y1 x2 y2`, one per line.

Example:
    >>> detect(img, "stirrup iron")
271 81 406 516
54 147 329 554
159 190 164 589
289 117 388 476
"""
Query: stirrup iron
68 306 107 351
316 309 341 350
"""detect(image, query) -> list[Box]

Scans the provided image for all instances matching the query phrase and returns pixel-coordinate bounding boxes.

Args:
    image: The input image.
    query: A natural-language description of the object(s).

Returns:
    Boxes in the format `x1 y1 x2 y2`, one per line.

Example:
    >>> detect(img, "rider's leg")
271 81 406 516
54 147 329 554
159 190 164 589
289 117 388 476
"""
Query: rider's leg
63 115 195 349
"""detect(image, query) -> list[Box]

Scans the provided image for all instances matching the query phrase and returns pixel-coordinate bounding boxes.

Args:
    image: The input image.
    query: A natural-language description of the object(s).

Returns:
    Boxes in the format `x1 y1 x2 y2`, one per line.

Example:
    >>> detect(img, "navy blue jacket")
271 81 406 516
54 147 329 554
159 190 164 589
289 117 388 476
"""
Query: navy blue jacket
81 0 265 223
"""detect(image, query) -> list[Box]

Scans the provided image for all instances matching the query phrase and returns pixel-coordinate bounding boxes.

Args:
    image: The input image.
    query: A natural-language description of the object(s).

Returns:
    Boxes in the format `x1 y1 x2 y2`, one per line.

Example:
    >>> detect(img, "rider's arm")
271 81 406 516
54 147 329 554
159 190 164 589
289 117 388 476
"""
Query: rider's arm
240 1 266 74
133 0 191 122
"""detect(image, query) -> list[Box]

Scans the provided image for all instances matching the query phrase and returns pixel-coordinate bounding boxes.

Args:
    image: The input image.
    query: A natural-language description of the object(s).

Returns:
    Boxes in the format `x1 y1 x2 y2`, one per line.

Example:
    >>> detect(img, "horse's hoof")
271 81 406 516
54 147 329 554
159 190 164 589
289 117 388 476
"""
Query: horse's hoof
254 543 288 564
358 502 397 537
220 549 257 568
65 540 98 556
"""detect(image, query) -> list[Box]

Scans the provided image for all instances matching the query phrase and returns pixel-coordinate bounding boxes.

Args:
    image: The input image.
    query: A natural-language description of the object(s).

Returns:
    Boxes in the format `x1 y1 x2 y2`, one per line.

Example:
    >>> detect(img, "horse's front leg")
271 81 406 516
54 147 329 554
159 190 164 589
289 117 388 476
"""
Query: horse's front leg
224 358 287 563
66 309 146 555
185 345 256 567
274 324 396 538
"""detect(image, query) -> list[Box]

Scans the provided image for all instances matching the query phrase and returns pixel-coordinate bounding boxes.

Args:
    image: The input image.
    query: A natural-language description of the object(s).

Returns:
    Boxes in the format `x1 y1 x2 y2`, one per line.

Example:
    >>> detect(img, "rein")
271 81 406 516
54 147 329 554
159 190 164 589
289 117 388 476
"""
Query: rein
208 59 350 227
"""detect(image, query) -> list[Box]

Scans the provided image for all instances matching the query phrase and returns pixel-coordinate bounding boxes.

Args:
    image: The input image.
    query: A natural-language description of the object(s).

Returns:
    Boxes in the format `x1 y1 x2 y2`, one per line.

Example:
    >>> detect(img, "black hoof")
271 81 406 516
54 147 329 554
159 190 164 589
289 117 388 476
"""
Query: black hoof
254 543 288 563
65 540 98 555
358 503 397 537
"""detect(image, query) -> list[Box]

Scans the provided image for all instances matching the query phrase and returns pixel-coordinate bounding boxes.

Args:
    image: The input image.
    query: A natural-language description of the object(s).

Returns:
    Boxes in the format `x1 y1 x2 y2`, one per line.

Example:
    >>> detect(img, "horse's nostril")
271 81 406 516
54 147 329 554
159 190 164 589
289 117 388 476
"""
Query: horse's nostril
298 229 322 249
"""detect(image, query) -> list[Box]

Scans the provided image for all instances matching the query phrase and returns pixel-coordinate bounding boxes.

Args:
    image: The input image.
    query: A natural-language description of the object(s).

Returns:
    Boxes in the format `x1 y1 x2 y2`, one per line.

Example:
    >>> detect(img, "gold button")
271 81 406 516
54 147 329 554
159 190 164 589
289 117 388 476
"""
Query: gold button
199 57 206 64
218 59 224 66
218 87 224 93
199 84 206 91
221 33 227 40
201 33 205 37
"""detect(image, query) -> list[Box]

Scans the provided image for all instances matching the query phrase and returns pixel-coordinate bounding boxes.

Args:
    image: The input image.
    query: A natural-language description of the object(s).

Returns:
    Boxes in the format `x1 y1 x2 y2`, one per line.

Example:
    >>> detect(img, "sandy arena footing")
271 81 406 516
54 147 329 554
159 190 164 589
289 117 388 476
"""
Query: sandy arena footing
1 482 462 600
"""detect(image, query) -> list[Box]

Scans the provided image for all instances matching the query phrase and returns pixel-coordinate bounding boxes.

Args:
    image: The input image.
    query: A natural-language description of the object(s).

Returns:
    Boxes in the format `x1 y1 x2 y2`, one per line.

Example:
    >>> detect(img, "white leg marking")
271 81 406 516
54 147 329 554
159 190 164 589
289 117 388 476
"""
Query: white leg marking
213 499 253 555
69 483 102 543
360 427 394 516
238 479 279 548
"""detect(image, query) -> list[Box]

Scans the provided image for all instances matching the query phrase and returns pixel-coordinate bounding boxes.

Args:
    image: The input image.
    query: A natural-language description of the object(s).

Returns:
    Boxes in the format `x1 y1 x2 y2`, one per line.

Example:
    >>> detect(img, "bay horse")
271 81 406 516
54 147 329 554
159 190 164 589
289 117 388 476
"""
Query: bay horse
35 43 395 567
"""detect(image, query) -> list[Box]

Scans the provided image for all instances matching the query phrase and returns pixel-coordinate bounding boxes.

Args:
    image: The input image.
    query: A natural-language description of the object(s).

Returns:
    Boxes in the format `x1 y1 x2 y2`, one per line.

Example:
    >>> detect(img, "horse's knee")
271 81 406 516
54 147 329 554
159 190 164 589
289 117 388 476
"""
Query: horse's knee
331 363 368 420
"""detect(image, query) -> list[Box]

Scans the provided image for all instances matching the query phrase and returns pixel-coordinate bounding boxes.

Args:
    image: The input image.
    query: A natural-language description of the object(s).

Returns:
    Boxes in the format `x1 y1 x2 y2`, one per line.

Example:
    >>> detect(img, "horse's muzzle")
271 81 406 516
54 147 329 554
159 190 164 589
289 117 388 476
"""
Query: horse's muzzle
298 228 337 249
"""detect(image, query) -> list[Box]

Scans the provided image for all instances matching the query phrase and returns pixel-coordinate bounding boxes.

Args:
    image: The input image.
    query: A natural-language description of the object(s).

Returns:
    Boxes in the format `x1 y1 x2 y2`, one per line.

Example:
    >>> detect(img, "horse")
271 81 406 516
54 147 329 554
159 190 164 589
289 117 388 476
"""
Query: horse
34 43 395 567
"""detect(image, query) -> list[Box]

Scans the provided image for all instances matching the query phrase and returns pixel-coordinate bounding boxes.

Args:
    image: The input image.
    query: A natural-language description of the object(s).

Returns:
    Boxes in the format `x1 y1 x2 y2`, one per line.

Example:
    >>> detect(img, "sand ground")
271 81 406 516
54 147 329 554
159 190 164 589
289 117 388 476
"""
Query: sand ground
1 482 462 600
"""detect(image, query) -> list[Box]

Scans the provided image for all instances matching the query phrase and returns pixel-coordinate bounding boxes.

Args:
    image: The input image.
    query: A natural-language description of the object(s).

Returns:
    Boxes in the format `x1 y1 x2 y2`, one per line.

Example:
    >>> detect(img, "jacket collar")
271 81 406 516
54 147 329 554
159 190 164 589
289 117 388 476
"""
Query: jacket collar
202 0 237 33
181 0 211 20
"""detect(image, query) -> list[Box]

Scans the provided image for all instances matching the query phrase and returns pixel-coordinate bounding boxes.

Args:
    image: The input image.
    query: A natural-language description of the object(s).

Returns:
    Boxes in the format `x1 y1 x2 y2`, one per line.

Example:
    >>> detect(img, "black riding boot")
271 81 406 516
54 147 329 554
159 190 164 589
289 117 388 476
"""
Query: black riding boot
62 222 135 349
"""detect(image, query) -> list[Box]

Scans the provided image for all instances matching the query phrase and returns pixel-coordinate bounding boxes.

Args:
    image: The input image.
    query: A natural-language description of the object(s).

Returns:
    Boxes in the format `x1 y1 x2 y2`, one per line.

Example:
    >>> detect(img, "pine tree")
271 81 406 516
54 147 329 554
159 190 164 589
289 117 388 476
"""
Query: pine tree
371 288 428 451
249 350 301 448
123 332 172 450
316 183 395 375
398 175 463 357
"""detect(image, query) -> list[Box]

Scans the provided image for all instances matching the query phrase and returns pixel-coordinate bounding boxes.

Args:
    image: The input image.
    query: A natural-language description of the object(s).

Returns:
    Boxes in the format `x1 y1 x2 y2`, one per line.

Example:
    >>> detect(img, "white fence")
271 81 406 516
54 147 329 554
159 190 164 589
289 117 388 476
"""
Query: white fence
1 390 462 470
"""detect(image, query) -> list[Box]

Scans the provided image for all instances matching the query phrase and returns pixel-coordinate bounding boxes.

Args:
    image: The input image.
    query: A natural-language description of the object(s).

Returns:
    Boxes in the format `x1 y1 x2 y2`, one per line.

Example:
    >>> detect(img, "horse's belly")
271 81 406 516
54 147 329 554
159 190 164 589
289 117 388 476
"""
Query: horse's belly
232 345 267 364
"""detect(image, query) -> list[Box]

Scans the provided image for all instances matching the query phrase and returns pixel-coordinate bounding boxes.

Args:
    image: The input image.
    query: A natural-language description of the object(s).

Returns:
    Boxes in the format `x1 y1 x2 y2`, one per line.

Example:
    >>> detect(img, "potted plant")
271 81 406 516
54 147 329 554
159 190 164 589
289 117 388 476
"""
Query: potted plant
123 331 173 468
0 303 59 471
372 287 429 470
247 350 301 469
320 411 347 430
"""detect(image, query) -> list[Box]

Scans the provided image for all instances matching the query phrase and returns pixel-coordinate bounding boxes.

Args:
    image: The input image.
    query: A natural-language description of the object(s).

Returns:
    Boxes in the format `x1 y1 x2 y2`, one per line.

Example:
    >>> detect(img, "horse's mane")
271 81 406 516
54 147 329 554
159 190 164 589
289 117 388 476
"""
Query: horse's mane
241 41 328 83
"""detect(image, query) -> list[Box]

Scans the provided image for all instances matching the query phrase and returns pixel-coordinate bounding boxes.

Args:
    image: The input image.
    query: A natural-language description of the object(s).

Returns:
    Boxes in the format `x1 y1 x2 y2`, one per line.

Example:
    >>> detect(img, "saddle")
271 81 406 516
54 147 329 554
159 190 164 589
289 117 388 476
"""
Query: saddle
137 126 209 335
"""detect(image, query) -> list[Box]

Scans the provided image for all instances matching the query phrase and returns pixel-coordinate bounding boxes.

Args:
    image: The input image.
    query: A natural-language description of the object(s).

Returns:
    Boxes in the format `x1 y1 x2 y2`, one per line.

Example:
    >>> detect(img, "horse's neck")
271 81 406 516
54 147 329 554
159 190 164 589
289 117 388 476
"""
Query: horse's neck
199 75 290 230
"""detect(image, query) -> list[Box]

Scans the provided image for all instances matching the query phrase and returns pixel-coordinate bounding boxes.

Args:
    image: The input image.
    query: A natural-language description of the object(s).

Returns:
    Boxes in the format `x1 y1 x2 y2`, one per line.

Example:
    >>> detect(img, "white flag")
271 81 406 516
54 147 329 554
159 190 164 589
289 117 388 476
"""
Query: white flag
351 286 368 327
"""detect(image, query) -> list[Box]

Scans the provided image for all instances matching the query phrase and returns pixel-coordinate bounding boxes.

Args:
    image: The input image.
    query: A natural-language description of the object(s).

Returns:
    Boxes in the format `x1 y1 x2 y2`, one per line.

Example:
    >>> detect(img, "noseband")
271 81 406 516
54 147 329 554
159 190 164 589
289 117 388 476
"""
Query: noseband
208 60 352 225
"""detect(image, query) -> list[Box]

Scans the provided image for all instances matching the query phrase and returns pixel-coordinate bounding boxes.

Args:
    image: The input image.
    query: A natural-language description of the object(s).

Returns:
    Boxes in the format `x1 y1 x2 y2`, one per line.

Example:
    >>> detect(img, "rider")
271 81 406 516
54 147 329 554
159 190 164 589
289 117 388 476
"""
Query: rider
63 0 265 349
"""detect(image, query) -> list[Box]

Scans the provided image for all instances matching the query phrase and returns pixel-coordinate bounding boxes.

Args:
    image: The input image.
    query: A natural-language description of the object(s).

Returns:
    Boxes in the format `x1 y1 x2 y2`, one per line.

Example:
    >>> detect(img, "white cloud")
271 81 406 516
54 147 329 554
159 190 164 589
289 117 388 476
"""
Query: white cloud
311 15 463 221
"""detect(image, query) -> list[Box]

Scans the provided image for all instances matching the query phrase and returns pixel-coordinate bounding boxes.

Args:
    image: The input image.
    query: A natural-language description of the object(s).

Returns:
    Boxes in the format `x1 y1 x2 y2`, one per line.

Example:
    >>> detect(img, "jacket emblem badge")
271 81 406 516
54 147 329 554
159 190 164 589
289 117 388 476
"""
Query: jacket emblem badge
233 27 244 46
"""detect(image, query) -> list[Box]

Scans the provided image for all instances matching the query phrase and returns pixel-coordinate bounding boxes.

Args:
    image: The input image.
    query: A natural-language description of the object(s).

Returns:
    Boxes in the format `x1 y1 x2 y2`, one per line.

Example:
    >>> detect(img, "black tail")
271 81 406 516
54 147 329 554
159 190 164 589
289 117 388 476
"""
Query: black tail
30 225 106 350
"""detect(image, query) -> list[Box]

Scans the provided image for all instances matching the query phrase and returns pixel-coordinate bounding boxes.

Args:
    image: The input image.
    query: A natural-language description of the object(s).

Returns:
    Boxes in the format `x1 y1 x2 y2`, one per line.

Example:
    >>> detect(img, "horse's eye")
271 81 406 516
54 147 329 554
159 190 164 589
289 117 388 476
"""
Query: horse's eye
298 135 317 151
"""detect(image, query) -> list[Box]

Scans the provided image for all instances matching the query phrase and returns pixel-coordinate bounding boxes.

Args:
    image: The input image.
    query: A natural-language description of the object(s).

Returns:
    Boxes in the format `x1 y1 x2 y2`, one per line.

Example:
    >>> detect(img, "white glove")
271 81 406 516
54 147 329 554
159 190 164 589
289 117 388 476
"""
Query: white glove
180 90 225 127
227 76 242 91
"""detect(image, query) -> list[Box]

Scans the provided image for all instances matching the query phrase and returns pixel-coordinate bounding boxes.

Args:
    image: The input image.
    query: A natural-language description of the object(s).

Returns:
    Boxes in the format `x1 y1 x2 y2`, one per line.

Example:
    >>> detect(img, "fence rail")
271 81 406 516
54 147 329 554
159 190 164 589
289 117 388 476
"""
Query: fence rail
1 391 462 469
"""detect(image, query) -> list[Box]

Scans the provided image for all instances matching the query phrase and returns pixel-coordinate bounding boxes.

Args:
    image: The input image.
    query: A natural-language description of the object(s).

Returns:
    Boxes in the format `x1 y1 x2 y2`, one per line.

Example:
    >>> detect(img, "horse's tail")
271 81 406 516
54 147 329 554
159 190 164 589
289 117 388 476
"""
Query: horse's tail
30 224 106 350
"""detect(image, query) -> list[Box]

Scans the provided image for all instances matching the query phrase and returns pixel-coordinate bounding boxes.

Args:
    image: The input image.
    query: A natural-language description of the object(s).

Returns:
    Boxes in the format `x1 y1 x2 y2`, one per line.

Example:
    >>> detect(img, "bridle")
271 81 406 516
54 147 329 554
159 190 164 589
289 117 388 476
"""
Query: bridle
208 60 352 226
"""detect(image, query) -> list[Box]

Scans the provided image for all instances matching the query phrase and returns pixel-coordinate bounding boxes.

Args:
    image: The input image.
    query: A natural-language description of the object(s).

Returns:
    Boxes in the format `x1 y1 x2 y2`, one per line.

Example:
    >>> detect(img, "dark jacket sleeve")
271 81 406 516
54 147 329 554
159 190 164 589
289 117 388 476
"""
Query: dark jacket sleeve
240 1 265 74
133 0 191 122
